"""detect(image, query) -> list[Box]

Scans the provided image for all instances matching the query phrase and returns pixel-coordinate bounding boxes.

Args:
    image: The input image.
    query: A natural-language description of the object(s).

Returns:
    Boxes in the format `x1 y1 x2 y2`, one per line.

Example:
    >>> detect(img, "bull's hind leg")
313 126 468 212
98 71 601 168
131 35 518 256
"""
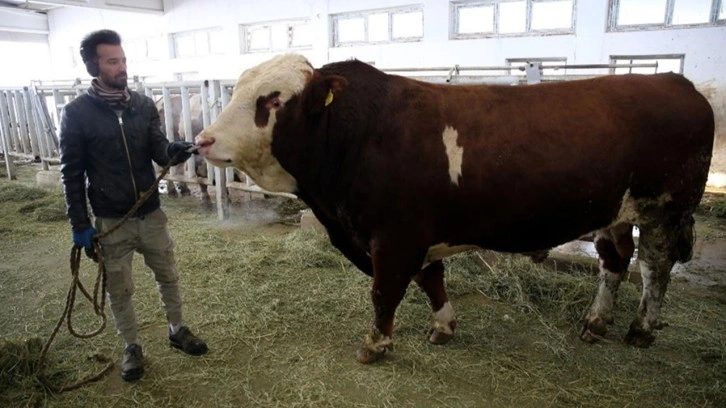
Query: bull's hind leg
581 223 634 342
625 217 694 347
413 261 456 345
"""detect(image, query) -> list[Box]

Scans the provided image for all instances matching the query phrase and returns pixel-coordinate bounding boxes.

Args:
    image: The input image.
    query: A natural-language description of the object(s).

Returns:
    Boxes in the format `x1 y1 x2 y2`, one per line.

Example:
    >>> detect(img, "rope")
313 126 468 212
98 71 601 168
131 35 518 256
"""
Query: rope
36 151 186 393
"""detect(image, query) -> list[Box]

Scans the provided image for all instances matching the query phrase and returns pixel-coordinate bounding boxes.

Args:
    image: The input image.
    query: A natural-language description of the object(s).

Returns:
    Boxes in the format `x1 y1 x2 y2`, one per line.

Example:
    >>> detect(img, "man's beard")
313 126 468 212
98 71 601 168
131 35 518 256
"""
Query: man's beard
103 73 128 89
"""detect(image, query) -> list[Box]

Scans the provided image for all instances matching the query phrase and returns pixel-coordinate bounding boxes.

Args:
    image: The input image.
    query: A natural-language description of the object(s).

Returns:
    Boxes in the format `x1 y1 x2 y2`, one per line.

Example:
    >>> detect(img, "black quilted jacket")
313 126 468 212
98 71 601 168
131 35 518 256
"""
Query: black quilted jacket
59 90 172 232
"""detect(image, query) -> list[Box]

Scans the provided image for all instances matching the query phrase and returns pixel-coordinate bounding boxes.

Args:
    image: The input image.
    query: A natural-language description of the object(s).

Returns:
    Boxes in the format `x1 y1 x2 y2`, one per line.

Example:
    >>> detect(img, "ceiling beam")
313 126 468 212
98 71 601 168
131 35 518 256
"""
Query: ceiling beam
0 6 48 34
23 0 164 14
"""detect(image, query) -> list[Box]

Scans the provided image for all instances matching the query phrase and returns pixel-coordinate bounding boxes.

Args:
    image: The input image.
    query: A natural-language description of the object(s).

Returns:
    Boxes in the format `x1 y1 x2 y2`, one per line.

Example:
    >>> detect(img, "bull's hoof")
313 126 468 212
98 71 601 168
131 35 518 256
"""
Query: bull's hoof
580 317 608 343
428 328 454 345
356 346 386 364
624 324 655 348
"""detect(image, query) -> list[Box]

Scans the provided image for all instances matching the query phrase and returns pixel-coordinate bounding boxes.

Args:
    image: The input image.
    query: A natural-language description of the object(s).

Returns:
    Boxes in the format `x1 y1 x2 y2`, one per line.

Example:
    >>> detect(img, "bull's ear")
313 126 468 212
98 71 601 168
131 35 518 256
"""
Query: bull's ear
303 73 348 116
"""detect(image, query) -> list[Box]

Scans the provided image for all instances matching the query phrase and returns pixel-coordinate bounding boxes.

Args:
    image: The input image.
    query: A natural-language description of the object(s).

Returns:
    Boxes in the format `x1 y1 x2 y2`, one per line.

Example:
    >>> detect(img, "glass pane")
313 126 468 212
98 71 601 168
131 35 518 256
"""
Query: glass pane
290 22 312 47
672 0 711 25
194 31 208 56
174 34 195 58
458 5 494 34
369 13 389 42
617 0 667 25
208 30 225 55
655 58 682 73
499 1 526 33
531 0 573 30
147 36 163 60
248 27 270 51
271 25 289 50
337 17 365 43
392 10 423 39
721 1 725 20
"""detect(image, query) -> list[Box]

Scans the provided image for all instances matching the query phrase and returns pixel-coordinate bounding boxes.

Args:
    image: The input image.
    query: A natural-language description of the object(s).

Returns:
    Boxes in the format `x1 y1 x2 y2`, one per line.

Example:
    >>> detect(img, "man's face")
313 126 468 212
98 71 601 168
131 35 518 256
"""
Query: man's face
95 44 127 89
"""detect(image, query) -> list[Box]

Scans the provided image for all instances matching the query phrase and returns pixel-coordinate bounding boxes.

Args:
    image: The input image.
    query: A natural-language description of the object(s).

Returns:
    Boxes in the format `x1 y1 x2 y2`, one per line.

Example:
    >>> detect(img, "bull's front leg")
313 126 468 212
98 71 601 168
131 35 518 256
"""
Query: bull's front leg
356 242 422 364
413 260 456 345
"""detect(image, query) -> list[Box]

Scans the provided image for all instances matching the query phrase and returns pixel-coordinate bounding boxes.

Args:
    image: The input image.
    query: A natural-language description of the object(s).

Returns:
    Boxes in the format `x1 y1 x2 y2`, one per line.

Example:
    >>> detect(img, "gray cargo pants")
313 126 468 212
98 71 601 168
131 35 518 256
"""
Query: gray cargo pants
95 208 183 345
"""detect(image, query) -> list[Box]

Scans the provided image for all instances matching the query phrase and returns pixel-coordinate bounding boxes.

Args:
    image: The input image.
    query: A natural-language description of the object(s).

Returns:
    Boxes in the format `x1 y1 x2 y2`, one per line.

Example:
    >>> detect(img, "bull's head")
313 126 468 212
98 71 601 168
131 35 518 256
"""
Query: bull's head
195 54 314 193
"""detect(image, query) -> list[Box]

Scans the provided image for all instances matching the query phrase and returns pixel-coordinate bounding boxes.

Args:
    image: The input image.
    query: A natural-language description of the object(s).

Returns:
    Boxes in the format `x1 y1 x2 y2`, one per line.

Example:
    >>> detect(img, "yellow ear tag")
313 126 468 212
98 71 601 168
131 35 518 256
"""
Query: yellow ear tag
324 89 334 107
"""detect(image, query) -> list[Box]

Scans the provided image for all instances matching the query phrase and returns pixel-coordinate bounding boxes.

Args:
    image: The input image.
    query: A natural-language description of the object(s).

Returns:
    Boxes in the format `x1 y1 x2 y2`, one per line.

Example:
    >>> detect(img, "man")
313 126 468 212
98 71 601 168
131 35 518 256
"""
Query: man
59 29 208 382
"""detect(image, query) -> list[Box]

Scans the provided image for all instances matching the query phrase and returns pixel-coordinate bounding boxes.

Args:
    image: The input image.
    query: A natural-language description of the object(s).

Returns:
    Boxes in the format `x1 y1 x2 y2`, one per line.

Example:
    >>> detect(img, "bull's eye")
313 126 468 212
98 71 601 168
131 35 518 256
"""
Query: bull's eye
271 98 282 109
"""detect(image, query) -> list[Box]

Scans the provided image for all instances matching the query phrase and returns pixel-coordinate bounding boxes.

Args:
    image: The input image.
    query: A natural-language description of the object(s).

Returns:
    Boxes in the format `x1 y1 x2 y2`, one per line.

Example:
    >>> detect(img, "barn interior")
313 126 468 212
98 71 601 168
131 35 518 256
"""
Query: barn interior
1 1 725 407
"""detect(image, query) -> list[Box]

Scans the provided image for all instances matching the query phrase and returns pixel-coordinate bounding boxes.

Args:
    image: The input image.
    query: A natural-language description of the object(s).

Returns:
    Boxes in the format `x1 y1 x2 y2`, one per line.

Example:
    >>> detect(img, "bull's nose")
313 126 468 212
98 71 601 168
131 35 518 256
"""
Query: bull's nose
194 134 215 147
194 134 215 157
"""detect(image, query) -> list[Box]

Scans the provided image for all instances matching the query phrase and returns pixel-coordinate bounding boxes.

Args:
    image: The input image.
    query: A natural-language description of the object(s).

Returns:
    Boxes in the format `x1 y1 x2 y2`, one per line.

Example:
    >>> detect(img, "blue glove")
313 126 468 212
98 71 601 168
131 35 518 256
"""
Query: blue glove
72 226 96 249
167 141 195 164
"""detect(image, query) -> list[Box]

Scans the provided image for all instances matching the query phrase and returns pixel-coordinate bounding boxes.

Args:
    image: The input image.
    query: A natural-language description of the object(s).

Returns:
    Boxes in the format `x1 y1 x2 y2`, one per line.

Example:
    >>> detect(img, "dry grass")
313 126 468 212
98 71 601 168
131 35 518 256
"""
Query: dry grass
1 164 725 407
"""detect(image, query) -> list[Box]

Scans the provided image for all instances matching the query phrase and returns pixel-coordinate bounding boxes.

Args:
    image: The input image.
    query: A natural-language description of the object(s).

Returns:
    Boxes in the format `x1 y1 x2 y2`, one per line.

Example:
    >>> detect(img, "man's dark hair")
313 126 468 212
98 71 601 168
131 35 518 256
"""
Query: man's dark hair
79 29 122 76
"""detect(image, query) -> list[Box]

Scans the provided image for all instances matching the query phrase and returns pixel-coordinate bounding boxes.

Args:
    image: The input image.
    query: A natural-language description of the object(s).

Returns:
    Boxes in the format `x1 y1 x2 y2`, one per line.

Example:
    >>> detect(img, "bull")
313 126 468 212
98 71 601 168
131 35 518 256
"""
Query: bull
195 54 714 363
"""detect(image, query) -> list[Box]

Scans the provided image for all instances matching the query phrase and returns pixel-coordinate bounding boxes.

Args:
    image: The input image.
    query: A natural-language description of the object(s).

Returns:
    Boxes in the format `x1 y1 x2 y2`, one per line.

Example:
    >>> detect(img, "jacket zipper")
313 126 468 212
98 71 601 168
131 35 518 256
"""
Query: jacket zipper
117 113 139 201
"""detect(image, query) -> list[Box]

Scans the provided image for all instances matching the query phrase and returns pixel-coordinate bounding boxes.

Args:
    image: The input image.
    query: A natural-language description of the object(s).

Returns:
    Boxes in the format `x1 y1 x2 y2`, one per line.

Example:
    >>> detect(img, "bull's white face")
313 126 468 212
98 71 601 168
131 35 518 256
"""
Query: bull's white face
195 53 314 193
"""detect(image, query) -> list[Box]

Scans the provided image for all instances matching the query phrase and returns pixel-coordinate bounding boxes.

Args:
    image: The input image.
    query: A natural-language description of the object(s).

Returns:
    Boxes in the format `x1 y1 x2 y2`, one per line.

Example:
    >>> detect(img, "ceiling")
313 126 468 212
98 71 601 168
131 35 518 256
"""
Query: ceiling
0 1 60 14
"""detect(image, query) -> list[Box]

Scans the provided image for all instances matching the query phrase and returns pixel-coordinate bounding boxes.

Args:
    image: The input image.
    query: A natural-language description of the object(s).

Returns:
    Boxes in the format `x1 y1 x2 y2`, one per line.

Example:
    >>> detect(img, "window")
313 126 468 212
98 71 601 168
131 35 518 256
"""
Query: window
506 57 567 76
172 28 224 58
610 55 684 75
332 6 424 47
452 0 575 38
609 0 725 30
125 36 164 62
241 20 312 53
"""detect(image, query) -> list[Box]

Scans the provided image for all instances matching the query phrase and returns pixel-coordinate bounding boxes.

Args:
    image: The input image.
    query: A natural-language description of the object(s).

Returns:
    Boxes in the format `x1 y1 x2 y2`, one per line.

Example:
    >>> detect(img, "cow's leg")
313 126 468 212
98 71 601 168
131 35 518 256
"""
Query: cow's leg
581 223 634 342
357 243 421 364
167 181 179 197
413 260 456 345
199 184 213 211
625 217 693 347
178 181 192 196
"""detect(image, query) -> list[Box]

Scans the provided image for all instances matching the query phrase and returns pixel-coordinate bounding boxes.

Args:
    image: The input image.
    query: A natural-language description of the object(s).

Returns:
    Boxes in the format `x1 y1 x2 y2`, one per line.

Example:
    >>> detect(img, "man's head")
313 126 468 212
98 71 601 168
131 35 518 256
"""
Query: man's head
79 29 128 89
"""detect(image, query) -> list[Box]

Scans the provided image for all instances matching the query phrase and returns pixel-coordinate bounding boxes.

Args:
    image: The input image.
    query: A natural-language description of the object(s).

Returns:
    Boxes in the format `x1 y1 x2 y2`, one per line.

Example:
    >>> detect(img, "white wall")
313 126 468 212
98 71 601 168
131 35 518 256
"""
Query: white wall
42 0 726 176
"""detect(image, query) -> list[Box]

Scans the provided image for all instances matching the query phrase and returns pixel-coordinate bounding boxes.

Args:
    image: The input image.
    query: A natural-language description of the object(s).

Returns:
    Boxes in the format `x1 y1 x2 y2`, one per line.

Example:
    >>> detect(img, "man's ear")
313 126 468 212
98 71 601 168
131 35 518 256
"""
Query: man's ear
303 72 348 117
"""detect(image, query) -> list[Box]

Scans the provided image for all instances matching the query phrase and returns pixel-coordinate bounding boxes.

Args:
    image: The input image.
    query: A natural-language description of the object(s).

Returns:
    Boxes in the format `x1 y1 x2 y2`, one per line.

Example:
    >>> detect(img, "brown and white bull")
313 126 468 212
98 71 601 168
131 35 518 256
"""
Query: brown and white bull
195 54 714 363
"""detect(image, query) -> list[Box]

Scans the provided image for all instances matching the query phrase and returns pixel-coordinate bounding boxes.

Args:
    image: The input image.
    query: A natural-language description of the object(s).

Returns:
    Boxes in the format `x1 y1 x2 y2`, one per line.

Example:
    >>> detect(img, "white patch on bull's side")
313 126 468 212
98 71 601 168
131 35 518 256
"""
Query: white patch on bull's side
422 243 479 269
433 302 455 335
197 54 314 193
442 126 464 186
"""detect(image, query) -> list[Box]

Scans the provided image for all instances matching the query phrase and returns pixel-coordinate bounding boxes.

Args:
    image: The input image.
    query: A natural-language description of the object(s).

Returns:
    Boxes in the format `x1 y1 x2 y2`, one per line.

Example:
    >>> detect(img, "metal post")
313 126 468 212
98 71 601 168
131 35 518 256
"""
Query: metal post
200 80 214 189
209 80 228 220
22 87 41 161
219 84 236 188
161 86 176 177
0 91 17 179
15 90 32 157
180 86 195 180
5 91 19 153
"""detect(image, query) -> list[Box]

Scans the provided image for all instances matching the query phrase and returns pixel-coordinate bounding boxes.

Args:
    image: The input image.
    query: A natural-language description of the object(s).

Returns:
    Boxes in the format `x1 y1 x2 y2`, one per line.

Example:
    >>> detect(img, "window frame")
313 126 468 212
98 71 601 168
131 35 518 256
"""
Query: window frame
171 27 224 59
608 0 726 32
240 19 313 54
451 0 576 39
609 54 685 75
331 5 424 47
